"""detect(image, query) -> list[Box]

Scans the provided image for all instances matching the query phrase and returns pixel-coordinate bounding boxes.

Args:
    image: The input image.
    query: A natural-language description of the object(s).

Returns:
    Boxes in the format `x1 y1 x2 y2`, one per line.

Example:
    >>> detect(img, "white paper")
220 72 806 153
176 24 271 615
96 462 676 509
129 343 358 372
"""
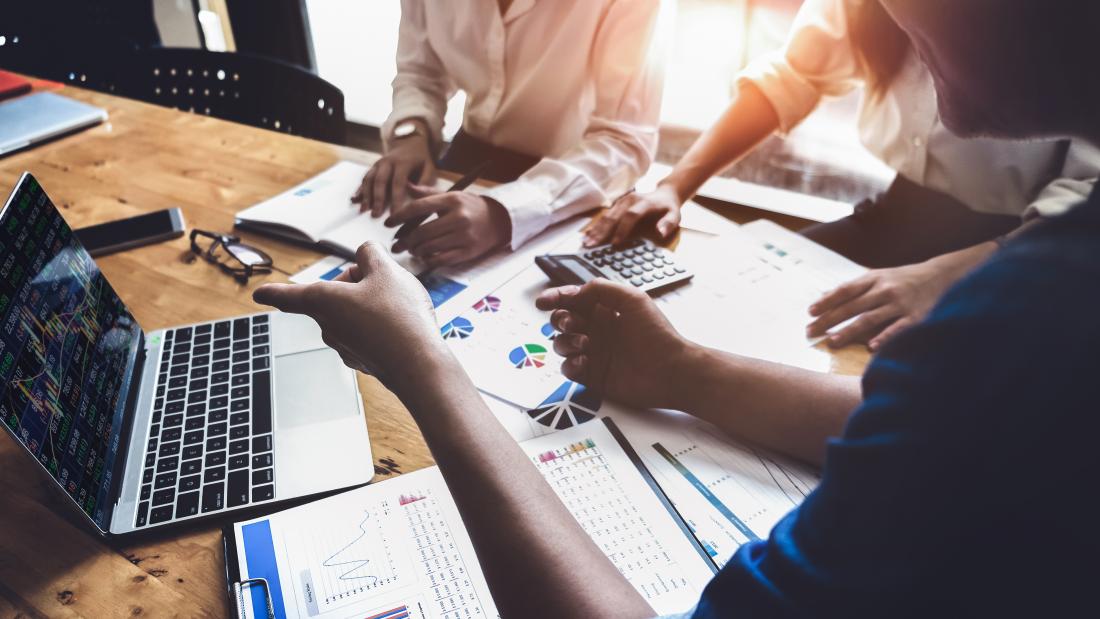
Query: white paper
233 421 714 619
289 256 354 284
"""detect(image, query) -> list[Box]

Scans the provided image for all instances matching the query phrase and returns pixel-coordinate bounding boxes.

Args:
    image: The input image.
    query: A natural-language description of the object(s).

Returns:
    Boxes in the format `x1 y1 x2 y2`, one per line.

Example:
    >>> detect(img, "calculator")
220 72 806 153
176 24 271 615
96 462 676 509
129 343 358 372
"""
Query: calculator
535 238 694 294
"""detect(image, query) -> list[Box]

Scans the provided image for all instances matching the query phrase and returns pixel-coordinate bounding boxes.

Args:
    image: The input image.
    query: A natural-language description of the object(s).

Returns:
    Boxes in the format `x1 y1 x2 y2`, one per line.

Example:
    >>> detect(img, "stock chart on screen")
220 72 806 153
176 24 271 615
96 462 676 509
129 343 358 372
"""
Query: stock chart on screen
0 176 141 529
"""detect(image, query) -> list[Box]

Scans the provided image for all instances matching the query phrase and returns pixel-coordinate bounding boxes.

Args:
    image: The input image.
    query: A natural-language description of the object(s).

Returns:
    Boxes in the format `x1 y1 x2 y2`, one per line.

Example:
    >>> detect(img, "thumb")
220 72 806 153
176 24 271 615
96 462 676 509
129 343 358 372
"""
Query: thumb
656 209 680 239
353 241 393 276
538 279 641 316
253 283 317 315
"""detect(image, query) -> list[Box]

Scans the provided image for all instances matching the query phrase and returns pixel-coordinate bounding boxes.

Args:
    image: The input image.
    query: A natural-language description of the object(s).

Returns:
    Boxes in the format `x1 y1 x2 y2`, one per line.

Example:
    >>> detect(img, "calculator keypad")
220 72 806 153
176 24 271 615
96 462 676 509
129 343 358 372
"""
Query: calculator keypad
582 239 692 293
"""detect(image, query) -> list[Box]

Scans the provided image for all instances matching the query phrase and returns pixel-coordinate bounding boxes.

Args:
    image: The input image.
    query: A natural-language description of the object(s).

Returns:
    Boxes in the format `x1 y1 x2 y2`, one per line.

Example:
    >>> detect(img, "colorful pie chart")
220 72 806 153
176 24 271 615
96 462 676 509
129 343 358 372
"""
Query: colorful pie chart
473 295 501 313
440 316 475 340
509 343 548 369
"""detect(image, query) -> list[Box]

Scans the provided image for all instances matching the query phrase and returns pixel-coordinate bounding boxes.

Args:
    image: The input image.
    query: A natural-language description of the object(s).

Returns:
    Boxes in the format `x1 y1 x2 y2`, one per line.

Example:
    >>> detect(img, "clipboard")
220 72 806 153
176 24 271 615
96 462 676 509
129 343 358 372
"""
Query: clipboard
223 526 277 619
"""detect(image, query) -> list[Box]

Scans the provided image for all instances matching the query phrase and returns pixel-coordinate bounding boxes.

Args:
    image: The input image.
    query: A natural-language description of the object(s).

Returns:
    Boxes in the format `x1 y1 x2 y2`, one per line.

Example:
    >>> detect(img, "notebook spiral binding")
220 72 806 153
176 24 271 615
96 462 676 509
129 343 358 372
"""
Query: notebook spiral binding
233 577 276 619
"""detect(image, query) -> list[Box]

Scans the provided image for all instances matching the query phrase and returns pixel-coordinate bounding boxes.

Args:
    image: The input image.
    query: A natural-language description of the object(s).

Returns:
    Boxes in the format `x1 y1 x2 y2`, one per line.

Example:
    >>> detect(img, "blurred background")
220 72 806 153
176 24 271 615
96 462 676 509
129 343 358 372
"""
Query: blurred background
1 0 894 207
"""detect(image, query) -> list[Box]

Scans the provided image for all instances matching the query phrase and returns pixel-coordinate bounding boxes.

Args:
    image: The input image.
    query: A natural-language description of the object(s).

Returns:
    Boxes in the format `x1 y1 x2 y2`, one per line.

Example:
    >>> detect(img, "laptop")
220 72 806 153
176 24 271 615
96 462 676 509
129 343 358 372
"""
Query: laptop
0 173 374 536
0 92 108 156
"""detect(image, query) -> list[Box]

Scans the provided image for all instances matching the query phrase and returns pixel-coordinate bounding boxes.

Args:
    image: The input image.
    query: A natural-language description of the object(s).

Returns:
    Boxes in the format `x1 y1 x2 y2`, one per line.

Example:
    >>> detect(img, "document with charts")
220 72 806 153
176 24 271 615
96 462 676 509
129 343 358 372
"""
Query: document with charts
226 419 716 619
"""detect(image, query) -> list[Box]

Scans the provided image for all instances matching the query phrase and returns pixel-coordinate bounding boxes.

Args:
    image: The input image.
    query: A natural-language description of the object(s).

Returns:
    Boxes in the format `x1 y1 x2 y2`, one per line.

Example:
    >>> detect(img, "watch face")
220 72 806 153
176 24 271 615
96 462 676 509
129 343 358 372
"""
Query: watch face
394 122 419 138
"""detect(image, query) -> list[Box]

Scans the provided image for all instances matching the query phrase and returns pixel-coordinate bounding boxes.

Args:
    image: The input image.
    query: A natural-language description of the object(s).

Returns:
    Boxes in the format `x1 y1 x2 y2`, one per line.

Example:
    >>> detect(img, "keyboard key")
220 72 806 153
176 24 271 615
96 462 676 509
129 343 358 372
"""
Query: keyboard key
252 324 269 335
213 349 230 361
229 454 248 470
144 452 155 467
175 491 200 518
230 425 249 440
178 474 201 492
253 357 270 371
252 485 275 503
210 396 228 409
211 383 229 396
252 345 269 357
227 470 250 507
164 414 183 428
231 386 249 399
205 451 227 467
157 456 179 473
189 378 208 392
136 501 149 527
196 324 212 336
214 337 230 350
155 472 177 489
214 321 231 338
213 372 229 384
204 466 226 483
252 453 273 469
184 430 204 445
229 439 249 455
154 397 165 411
252 469 274 485
231 399 248 412
193 355 210 367
232 375 249 387
252 371 272 434
254 334 269 345
166 401 185 414
152 409 162 424
185 417 204 431
150 423 161 437
252 435 272 453
140 484 152 501
170 365 188 377
173 341 190 354
153 487 175 506
143 469 154 484
162 427 182 441
187 390 207 404
150 504 174 524
232 363 249 375
207 436 227 451
230 412 248 425
147 437 157 453
190 366 209 379
201 482 225 513
233 318 250 340
210 409 228 423
182 444 202 460
170 354 189 368
176 327 193 341
233 340 249 352
212 361 229 372
155 386 166 398
169 376 187 388
158 441 180 457
181 459 202 476
232 352 249 363
194 334 211 345
253 314 269 324
209 422 228 437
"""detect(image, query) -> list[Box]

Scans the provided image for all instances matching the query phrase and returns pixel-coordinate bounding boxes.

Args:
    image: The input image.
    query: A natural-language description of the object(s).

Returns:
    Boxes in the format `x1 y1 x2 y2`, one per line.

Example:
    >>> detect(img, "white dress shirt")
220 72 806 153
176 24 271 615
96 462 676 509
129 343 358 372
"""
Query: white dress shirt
738 0 1099 219
383 0 665 248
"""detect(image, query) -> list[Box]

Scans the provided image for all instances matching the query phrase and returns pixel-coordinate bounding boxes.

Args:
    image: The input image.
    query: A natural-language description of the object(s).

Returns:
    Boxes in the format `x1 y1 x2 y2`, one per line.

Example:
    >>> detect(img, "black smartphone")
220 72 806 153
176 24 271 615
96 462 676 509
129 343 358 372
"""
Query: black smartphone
74 208 186 257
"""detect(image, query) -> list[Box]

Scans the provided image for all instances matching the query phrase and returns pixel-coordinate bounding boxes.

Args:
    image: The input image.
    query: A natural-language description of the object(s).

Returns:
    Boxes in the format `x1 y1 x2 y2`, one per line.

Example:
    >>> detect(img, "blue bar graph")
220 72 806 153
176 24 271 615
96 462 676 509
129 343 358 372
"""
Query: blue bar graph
652 443 760 542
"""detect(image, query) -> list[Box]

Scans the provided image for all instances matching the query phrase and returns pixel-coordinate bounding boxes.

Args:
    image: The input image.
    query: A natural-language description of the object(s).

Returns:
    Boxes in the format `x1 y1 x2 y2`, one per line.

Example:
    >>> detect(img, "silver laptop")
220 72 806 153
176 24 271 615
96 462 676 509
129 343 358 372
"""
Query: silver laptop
0 173 374 536
0 92 108 156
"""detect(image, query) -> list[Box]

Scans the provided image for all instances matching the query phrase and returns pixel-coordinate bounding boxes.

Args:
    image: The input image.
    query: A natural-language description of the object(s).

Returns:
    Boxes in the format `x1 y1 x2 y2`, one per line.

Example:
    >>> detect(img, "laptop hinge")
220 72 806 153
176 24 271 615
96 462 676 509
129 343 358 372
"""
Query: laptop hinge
107 331 147 513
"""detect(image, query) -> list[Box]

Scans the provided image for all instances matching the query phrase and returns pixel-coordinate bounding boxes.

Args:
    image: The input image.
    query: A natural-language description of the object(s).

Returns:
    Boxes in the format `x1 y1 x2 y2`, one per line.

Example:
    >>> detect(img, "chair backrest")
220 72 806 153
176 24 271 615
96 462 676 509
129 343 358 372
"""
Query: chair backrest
120 48 346 145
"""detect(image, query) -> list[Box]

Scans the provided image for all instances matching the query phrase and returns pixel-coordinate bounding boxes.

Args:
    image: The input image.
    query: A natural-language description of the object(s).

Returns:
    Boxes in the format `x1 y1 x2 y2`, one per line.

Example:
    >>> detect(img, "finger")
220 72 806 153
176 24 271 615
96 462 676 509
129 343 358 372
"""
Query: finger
540 279 640 317
390 166 411 213
396 216 462 254
809 276 875 316
585 199 630 247
406 182 441 200
384 193 455 227
355 167 378 212
550 309 589 334
423 248 469 269
868 318 913 352
656 207 680 239
371 160 393 217
253 282 326 315
806 289 891 337
353 241 388 277
535 285 583 312
611 203 651 246
333 264 362 283
407 233 464 259
553 333 589 357
586 300 619 394
827 307 897 348
560 354 591 384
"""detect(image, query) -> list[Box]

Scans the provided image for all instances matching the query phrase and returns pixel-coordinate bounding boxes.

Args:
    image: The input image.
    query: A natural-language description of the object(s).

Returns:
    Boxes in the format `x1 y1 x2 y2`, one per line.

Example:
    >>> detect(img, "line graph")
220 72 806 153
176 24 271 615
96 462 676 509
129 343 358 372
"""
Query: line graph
321 511 387 584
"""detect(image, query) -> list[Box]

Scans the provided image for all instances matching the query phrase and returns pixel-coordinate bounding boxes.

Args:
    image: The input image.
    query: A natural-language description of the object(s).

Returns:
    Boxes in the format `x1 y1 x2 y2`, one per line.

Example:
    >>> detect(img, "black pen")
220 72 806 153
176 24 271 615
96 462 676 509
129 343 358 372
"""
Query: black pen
394 160 493 240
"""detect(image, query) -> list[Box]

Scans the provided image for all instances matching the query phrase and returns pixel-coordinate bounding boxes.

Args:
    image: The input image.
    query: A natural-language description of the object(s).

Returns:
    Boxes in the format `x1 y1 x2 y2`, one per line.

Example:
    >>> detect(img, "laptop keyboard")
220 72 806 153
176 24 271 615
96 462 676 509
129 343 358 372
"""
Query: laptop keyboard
134 315 275 527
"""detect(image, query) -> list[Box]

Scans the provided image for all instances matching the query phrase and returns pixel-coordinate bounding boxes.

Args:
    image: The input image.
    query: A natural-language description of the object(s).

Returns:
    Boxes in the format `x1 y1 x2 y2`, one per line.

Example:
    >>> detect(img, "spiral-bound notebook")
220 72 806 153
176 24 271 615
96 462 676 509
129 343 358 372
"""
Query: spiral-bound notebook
222 418 717 619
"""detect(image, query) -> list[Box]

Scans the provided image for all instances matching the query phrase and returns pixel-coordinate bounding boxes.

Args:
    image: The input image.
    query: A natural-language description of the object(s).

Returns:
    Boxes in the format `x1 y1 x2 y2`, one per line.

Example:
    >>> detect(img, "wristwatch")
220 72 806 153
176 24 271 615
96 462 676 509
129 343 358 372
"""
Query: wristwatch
392 120 426 140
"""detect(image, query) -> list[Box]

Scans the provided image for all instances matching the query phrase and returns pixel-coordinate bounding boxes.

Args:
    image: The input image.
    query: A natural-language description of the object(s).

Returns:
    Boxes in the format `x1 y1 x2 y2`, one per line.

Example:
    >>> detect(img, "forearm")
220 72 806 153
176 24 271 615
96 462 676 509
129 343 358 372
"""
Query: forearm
661 82 780 202
674 344 861 466
923 241 998 280
394 350 653 619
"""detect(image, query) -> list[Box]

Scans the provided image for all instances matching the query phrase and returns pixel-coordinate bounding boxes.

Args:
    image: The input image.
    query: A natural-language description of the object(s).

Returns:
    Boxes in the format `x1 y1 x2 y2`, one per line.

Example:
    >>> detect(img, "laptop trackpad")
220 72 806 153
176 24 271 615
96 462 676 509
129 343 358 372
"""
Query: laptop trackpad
274 348 359 428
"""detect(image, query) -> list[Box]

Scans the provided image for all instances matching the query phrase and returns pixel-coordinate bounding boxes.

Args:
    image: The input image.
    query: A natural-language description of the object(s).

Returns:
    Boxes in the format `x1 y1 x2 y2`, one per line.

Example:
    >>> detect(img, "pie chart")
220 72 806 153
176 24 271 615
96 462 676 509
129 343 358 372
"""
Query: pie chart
473 295 501 313
540 322 558 340
440 316 474 340
527 381 601 429
508 343 548 369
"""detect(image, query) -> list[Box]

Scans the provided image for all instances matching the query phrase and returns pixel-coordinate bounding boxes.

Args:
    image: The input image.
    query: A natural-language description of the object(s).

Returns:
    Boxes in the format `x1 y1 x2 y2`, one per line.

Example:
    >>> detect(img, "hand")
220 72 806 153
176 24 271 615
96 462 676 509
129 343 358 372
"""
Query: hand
535 280 696 410
806 260 964 351
353 131 437 217
385 186 512 267
583 184 682 247
253 243 447 395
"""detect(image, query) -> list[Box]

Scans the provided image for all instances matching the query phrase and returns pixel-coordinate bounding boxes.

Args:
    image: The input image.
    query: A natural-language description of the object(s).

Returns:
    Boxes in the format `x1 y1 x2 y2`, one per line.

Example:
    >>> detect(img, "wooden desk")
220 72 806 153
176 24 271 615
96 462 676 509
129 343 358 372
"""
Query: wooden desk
0 85 869 617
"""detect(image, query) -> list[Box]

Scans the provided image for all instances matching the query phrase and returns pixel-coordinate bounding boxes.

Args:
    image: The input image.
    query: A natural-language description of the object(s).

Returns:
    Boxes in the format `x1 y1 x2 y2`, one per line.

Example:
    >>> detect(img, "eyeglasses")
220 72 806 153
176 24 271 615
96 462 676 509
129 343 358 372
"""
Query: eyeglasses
189 229 277 283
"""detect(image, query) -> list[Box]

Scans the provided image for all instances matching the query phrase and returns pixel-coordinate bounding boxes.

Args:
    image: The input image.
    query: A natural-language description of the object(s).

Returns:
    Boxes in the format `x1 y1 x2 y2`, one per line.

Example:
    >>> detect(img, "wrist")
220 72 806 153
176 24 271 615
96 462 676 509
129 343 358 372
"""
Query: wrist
656 177 692 206
666 340 710 412
483 196 514 249
387 340 464 409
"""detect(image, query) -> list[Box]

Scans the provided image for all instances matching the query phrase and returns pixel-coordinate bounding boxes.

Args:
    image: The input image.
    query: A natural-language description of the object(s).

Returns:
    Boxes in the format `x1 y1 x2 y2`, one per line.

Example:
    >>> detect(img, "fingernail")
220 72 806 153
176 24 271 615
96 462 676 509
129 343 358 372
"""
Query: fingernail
808 305 819 315
869 341 879 351
560 285 581 296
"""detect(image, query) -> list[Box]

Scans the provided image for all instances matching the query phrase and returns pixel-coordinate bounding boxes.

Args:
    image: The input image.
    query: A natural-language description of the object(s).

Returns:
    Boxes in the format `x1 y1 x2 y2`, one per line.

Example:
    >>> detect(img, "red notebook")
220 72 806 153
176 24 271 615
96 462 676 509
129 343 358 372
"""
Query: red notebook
0 71 32 101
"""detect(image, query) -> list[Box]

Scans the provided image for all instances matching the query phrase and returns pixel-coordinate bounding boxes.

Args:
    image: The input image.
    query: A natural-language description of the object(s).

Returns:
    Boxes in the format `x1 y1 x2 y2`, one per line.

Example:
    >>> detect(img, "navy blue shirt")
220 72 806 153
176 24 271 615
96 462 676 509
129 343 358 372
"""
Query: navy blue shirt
691 185 1100 617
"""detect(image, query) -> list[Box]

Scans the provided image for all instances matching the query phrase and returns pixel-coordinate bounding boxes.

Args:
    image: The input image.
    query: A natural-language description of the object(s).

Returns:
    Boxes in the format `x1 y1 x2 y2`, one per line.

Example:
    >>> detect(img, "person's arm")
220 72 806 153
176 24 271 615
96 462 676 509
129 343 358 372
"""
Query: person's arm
253 245 653 619
536 281 860 466
481 0 666 249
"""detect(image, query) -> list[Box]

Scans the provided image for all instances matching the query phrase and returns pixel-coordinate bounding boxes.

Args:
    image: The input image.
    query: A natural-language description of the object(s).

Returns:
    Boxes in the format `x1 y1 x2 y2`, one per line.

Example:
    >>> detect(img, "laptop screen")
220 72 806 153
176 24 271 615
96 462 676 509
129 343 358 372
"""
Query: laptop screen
0 174 142 530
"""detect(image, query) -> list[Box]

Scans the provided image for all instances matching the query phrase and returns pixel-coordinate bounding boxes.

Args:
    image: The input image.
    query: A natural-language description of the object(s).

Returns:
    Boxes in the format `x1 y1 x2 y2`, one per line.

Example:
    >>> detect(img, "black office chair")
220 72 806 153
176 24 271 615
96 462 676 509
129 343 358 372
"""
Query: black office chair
0 0 159 93
120 48 347 145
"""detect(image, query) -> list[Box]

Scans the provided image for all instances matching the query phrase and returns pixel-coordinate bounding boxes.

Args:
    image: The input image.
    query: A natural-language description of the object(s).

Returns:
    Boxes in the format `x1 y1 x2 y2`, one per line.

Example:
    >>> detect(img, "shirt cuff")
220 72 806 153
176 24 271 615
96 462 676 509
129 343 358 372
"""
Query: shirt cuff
736 53 822 135
381 105 444 153
1023 178 1096 220
481 180 555 249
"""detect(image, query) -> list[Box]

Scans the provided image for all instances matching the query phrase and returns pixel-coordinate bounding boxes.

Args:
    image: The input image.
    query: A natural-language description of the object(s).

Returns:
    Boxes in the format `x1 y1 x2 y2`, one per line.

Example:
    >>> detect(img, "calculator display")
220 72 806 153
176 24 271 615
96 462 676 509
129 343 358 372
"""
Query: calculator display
558 256 603 282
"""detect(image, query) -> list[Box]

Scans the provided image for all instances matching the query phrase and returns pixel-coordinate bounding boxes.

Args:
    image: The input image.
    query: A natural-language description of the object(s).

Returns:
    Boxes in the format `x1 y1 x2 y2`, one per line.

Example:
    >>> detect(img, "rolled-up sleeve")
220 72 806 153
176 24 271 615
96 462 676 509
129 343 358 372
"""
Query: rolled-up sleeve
381 0 456 151
1024 140 1100 219
736 0 862 134
482 0 664 248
